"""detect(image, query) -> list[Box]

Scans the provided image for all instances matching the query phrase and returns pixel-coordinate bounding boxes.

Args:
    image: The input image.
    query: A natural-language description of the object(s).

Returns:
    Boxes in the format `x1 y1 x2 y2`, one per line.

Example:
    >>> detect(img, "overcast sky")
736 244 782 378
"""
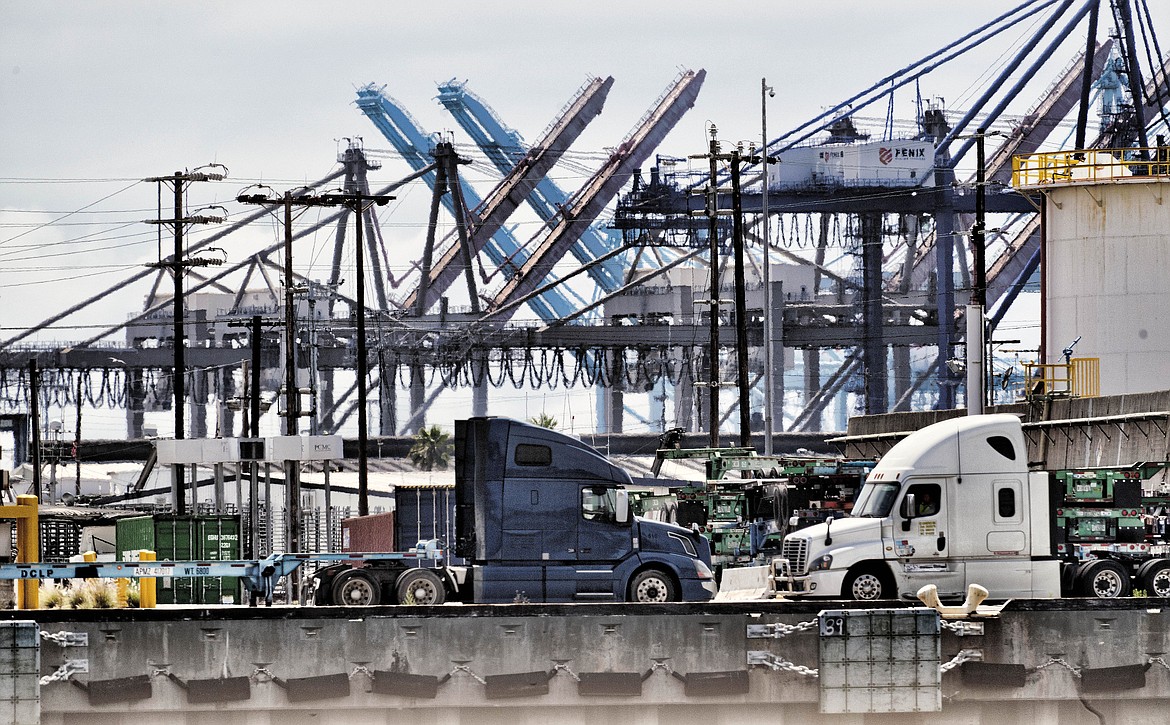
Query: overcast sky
5 0 1157 323
1 1 1166 437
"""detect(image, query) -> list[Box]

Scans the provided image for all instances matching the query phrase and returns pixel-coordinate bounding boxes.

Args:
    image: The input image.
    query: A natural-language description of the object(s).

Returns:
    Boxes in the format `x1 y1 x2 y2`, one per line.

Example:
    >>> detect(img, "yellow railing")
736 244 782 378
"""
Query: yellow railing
1023 357 1100 401
1013 147 1170 187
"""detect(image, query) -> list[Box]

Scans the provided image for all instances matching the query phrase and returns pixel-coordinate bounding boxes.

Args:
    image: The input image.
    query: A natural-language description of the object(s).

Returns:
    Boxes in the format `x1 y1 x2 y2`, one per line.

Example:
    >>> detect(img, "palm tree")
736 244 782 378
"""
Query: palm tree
409 425 453 471
529 413 558 429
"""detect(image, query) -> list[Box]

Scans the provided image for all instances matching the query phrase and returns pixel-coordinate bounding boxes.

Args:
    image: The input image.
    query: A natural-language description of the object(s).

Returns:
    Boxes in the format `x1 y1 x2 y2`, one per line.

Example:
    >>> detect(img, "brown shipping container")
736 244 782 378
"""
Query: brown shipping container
341 512 395 552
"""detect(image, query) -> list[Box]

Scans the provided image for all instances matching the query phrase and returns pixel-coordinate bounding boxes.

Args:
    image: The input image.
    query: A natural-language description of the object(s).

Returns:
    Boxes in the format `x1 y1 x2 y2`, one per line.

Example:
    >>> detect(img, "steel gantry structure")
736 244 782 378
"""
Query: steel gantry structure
3 2 1169 469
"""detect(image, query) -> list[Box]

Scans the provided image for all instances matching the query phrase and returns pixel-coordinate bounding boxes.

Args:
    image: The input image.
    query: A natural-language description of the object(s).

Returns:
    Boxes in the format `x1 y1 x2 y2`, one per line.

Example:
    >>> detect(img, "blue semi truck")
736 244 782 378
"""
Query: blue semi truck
310 417 717 605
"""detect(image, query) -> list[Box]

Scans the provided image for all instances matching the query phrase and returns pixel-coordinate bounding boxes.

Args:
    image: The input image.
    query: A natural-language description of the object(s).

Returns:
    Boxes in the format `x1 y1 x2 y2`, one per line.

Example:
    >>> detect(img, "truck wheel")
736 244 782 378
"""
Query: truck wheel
331 570 381 606
1139 560 1170 597
842 566 893 601
1076 560 1132 598
395 569 446 605
629 569 677 603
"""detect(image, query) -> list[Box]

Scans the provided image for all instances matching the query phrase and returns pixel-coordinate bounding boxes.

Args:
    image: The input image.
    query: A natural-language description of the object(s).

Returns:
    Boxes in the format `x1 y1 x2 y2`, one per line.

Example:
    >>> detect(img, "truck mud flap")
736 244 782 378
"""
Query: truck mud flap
73 674 152 706
372 670 444 699
577 671 643 696
960 661 1027 688
275 673 352 702
1080 664 1149 692
484 671 552 699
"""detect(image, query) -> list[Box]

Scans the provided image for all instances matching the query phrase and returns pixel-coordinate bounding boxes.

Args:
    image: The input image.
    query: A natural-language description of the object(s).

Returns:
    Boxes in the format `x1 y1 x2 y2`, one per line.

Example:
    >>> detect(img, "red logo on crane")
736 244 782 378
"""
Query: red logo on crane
878 147 893 165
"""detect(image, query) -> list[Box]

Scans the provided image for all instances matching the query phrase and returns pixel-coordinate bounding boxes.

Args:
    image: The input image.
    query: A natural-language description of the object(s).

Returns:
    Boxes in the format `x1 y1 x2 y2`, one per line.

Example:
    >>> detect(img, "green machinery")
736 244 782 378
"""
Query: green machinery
651 430 874 571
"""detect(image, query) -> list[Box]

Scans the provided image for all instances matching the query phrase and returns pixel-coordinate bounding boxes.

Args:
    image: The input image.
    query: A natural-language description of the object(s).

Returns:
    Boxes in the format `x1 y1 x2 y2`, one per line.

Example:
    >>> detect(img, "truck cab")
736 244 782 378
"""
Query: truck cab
776 414 1062 601
455 417 717 603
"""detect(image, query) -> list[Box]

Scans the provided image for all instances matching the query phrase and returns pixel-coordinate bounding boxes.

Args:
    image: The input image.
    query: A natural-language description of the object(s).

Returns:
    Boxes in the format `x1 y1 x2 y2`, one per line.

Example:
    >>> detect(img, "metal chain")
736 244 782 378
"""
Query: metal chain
251 666 276 683
450 664 486 685
939 620 985 636
748 651 819 678
1148 656 1170 672
1034 657 1082 678
778 620 819 637
39 660 87 686
940 648 982 674
647 660 674 676
747 619 819 639
552 662 581 682
39 630 88 647
350 665 374 681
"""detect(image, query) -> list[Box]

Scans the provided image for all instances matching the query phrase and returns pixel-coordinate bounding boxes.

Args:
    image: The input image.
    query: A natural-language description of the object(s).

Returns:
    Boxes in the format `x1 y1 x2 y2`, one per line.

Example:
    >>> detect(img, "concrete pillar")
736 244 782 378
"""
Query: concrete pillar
189 367 208 439
409 362 425 435
379 354 396 436
803 349 821 432
471 350 488 417
860 212 887 415
126 368 145 439
674 346 695 432
608 348 625 435
893 344 912 412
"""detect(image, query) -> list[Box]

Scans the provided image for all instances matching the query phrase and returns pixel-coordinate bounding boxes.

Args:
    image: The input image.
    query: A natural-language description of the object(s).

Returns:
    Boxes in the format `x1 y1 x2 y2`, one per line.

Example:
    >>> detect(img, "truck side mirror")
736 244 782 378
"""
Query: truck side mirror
615 489 630 524
900 493 916 531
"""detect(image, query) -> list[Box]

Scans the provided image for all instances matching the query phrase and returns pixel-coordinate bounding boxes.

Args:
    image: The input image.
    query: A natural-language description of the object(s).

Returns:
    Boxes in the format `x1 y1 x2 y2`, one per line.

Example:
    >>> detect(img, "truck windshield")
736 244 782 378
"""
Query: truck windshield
852 482 901 518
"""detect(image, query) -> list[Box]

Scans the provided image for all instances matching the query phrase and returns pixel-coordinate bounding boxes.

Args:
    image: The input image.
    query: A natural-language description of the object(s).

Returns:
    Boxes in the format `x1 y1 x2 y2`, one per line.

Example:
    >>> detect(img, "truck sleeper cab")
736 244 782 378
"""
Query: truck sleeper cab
454 417 717 603
776 414 1062 601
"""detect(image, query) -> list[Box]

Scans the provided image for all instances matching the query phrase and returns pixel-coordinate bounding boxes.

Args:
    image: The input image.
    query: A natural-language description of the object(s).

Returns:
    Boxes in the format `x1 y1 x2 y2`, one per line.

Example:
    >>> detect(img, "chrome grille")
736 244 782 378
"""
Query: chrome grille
781 537 808 575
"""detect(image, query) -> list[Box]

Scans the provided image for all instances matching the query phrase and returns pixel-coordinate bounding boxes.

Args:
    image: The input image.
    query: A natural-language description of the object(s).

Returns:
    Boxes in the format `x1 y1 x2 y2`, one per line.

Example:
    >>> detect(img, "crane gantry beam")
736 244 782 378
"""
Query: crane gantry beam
401 76 615 313
489 69 706 317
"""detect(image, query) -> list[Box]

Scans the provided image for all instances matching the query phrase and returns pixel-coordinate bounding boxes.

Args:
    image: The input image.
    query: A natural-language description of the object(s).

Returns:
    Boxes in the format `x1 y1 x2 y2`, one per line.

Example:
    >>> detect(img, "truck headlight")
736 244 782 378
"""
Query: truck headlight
809 554 833 572
694 558 715 580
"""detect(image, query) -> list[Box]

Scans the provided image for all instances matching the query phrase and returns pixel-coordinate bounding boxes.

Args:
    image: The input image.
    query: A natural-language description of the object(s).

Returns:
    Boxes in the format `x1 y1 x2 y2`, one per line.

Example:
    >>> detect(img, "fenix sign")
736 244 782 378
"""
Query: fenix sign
155 435 343 465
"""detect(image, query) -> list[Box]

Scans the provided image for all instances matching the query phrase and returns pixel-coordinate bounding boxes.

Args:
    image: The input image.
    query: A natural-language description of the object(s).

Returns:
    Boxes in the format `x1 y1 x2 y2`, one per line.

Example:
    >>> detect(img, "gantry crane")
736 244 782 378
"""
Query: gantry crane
435 78 627 293
401 76 616 314
354 84 576 321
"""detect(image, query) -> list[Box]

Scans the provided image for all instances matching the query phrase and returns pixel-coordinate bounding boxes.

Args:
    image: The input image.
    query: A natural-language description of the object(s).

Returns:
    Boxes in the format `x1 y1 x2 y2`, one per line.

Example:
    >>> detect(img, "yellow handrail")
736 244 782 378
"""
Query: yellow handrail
1013 147 1170 187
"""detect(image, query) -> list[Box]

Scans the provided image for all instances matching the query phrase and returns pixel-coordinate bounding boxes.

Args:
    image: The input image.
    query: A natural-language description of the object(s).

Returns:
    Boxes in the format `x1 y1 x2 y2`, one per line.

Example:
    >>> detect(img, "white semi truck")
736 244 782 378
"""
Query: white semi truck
775 413 1170 601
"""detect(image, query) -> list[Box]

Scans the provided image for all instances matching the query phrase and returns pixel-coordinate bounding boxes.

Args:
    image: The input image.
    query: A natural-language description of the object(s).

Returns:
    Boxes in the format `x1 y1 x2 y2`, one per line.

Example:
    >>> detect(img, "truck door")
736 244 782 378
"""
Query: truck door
570 485 635 600
896 480 966 597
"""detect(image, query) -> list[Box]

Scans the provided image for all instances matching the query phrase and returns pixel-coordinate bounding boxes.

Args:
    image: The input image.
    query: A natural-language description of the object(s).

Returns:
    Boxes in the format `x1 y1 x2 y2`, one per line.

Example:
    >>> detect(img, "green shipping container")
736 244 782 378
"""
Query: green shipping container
114 516 155 560
149 515 242 605
153 516 197 605
198 516 241 605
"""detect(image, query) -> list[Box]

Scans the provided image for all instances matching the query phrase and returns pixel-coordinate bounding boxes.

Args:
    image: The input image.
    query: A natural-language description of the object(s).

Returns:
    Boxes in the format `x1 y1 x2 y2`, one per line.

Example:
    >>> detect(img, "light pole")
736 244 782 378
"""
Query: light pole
761 78 776 453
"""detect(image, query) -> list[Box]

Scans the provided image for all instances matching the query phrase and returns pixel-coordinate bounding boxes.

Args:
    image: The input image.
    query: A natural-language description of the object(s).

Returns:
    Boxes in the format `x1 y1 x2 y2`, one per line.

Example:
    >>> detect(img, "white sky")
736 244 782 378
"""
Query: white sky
1 1 1166 438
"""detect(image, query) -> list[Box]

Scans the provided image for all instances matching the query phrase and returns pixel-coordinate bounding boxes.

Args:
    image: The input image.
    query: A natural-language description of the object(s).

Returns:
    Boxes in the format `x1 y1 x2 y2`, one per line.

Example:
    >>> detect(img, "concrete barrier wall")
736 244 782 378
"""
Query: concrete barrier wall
11 600 1170 724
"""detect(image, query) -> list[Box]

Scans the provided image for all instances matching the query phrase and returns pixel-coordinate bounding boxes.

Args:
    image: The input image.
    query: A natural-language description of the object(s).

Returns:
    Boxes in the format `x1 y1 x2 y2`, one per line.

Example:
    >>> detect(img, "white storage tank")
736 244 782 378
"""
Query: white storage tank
1018 151 1170 395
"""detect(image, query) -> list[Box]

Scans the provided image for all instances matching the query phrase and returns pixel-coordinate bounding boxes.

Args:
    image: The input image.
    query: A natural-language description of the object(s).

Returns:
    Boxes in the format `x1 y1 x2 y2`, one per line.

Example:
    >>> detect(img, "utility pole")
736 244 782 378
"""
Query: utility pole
761 78 776 454
691 125 761 448
28 360 41 501
967 129 989 414
145 165 226 515
239 185 393 520
698 125 723 447
729 145 751 447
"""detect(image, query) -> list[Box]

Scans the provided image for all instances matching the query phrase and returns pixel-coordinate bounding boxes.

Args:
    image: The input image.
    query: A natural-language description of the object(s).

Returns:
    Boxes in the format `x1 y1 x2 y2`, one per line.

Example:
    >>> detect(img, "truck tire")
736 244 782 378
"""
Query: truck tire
331 570 382 606
1138 560 1170 597
629 569 677 603
1076 559 1132 598
842 566 894 601
395 569 446 605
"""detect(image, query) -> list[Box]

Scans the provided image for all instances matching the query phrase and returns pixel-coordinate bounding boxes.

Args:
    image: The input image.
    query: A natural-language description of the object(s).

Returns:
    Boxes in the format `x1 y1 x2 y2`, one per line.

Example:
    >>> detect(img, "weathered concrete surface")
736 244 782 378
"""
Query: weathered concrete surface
7 598 1170 724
